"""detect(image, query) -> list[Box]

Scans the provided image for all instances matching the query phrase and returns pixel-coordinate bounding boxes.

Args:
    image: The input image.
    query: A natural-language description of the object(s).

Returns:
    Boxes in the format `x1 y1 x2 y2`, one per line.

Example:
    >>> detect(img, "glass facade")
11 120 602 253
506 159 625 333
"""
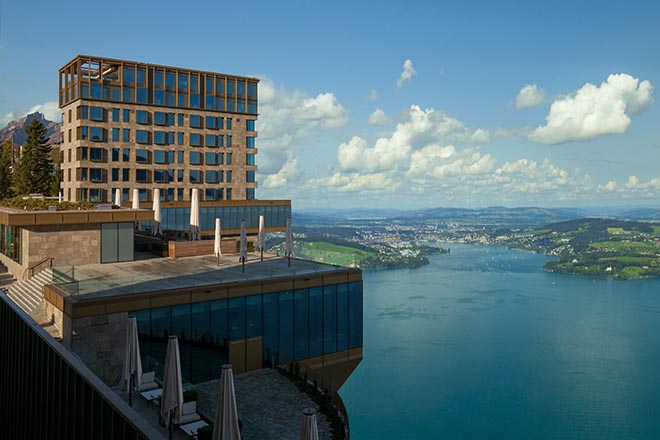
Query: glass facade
132 281 362 384
0 225 22 263
60 57 258 115
156 204 291 232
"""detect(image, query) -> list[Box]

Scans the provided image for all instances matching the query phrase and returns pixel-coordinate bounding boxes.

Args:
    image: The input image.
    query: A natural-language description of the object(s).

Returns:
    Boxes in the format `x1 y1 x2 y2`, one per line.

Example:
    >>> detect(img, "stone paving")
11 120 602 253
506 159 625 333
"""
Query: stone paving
190 369 334 440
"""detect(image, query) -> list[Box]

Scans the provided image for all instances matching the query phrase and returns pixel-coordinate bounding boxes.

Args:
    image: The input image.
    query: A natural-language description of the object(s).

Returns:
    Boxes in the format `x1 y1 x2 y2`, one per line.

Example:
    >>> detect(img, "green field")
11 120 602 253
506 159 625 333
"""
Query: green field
598 256 655 264
591 241 660 253
297 241 375 267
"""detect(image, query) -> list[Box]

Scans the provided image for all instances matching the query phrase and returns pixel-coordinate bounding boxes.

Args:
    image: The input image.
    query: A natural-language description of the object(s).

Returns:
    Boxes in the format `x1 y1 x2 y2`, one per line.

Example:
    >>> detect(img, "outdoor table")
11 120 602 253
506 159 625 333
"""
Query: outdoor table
179 420 209 439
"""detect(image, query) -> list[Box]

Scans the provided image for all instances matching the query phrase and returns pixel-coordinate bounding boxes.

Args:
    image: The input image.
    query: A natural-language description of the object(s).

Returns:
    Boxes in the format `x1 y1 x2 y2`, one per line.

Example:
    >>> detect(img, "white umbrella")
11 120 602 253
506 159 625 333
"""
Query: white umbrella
114 188 122 207
258 215 265 261
285 217 293 267
132 189 141 231
161 336 183 439
190 188 200 241
212 364 241 440
300 408 319 440
214 218 222 265
239 219 247 272
153 189 162 237
123 315 142 407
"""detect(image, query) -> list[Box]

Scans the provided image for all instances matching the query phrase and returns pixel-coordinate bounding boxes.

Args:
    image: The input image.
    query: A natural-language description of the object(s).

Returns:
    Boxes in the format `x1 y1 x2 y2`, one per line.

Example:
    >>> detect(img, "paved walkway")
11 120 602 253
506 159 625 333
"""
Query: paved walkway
190 369 334 440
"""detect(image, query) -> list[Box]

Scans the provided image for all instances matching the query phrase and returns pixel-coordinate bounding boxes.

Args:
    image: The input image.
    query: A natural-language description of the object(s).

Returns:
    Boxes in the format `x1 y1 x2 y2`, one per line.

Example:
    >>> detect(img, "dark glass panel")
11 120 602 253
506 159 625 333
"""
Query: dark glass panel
246 295 262 338
279 291 294 363
229 297 246 340
323 285 337 354
294 289 309 360
337 284 349 352
309 287 323 357
349 281 363 348
262 293 278 366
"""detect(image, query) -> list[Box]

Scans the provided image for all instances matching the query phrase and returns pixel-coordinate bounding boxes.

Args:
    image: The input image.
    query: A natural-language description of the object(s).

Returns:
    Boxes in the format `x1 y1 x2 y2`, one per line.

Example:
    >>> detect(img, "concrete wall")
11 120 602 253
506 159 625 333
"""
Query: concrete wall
71 312 128 384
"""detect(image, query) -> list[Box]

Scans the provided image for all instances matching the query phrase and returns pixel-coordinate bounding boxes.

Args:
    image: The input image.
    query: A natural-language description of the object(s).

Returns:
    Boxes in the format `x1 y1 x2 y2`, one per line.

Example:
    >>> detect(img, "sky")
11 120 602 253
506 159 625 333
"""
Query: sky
1 0 659 209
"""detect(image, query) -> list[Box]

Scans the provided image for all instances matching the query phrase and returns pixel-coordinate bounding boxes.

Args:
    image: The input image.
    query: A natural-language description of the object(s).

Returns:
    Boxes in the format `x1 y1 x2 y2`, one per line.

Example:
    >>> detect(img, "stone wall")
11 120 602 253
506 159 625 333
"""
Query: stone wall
71 312 128 384
27 223 101 269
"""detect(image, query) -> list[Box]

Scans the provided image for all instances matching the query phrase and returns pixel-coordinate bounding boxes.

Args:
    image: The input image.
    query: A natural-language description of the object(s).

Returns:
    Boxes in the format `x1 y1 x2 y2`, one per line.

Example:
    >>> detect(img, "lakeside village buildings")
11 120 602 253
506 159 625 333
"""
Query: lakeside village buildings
0 56 363 437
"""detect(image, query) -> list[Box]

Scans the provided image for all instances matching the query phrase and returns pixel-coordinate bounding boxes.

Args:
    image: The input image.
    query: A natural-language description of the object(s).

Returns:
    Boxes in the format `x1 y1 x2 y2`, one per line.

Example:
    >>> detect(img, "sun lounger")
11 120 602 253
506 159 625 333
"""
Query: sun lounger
176 401 201 425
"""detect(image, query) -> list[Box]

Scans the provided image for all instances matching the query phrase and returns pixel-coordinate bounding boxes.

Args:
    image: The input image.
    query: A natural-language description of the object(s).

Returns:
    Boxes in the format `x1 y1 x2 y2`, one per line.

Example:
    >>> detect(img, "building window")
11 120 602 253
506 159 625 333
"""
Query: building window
112 148 119 161
246 154 255 165
136 169 150 183
168 170 175 182
190 115 202 128
217 153 224 165
154 131 167 145
112 168 119 181
217 117 224 129
77 147 88 161
246 137 255 148
90 127 104 142
90 106 104 121
122 129 130 142
177 132 184 145
205 152 217 165
136 130 149 144
177 169 184 182
154 150 168 164
189 170 202 183
217 135 223 148
226 135 232 148
177 114 184 126
154 169 168 183
122 148 130 161
246 171 255 182
205 188 216 201
155 90 165 105
90 168 104 183
122 168 130 181
205 116 216 129
205 134 216 147
226 153 232 165
123 109 130 122
226 118 232 130
190 133 202 147
90 147 105 162
136 110 149 124
247 188 255 200
154 112 166 125
189 152 202 165
136 149 149 163
112 108 119 122
177 188 184 200
226 170 232 183
177 151 184 163
246 120 256 131
205 170 217 183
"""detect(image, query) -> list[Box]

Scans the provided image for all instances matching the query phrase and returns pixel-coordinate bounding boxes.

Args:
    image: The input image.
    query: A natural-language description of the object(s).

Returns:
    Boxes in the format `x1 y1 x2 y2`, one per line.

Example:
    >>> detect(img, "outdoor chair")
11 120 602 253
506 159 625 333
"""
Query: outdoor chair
136 371 158 392
176 401 202 425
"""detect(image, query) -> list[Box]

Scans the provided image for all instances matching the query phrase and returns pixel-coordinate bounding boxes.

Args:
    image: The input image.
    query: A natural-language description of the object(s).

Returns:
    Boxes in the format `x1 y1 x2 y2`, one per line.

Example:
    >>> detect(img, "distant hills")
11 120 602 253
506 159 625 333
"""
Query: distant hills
0 112 62 146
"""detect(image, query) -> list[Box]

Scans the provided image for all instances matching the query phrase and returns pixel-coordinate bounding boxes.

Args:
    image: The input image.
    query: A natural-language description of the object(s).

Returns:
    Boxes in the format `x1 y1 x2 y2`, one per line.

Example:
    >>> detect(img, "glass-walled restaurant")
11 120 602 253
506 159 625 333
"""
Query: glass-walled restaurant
132 281 363 384
0 224 22 264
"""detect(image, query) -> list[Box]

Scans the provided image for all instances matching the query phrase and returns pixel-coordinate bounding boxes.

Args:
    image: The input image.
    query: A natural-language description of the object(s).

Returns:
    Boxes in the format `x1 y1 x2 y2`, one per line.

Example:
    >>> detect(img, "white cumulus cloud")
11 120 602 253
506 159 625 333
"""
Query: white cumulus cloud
529 73 653 144
368 89 378 101
261 157 299 189
397 59 417 88
599 181 618 192
515 84 546 109
368 108 389 126
408 145 496 181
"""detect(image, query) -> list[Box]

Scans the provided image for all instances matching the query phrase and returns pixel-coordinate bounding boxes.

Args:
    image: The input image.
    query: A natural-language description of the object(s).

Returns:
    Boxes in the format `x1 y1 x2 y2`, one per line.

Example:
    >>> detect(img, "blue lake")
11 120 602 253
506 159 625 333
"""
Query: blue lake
341 244 660 439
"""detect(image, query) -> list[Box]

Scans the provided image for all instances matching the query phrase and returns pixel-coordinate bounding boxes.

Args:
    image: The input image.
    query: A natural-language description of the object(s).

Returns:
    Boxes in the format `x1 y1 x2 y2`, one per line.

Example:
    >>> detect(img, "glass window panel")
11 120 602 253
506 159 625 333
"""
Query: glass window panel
123 66 135 86
154 90 165 105
279 291 294 363
90 106 103 121
136 110 149 124
136 88 148 103
205 152 216 165
337 284 349 352
247 295 262 338
323 285 337 354
309 287 323 357
151 306 171 340
191 302 210 345
229 297 246 340
262 293 278 366
349 282 363 348
189 170 201 183
294 289 309 360
205 116 216 129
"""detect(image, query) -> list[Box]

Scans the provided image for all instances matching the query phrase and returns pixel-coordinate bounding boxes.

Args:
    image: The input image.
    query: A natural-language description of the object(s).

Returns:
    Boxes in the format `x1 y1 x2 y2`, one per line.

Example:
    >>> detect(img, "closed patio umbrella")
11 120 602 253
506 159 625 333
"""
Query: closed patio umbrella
285 217 293 267
153 189 162 237
212 364 241 440
160 335 184 440
132 189 141 231
214 218 222 265
258 215 265 261
239 219 247 272
114 188 122 207
123 315 142 407
190 188 200 241
300 408 319 440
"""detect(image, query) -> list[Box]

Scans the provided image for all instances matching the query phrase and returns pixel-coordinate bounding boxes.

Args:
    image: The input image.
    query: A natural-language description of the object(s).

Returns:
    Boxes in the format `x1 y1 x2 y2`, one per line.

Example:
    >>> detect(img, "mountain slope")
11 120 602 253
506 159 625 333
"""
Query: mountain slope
0 112 62 146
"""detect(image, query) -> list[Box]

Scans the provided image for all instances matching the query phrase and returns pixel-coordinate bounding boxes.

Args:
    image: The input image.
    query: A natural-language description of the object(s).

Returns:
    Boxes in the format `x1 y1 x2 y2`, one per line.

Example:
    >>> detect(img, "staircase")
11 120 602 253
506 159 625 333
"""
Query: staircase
7 268 53 314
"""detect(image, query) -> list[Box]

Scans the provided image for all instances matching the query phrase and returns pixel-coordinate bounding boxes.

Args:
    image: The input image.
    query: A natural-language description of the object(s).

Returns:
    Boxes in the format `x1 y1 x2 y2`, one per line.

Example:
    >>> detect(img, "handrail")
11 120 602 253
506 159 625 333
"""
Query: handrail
24 256 54 279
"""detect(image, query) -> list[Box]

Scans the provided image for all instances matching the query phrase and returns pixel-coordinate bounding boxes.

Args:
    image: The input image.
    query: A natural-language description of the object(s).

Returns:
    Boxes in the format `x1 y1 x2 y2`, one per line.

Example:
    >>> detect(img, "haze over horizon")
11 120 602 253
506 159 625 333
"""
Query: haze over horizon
1 0 659 209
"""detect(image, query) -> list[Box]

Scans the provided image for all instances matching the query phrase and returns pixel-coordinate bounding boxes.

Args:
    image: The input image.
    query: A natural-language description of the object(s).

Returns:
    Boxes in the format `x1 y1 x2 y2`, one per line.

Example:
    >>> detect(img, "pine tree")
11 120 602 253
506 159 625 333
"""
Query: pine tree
13 119 55 195
0 140 15 199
